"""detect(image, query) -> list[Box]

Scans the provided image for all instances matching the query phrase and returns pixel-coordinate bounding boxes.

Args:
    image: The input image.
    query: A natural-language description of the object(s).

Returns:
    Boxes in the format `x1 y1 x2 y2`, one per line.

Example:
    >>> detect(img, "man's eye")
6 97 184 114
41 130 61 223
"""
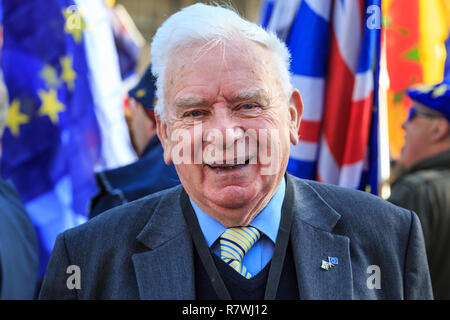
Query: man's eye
188 110 203 117
241 104 256 110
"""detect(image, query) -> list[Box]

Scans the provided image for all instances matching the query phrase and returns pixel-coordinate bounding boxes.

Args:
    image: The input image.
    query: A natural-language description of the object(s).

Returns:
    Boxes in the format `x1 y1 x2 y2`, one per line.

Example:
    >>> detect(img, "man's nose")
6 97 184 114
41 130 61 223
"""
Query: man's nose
203 109 244 149
401 119 408 130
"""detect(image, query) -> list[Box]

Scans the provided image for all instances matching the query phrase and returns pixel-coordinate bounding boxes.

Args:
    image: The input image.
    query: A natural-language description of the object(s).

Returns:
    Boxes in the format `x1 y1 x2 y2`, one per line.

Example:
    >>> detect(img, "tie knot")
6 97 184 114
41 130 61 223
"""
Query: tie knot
219 226 261 262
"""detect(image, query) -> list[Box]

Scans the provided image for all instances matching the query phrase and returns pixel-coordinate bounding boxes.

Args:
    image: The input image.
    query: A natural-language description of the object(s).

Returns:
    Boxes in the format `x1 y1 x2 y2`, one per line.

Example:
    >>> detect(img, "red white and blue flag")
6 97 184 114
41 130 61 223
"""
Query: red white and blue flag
261 0 381 193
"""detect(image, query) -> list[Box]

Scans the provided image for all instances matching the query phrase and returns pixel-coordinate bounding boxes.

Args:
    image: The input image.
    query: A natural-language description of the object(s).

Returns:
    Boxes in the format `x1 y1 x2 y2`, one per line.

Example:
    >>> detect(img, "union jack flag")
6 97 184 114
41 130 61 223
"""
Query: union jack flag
261 0 381 194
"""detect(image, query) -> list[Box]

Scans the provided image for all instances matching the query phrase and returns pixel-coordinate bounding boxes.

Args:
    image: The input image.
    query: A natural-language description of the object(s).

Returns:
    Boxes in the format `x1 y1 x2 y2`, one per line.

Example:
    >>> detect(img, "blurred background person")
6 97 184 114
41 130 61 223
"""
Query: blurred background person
89 66 180 218
388 80 450 300
0 76 39 299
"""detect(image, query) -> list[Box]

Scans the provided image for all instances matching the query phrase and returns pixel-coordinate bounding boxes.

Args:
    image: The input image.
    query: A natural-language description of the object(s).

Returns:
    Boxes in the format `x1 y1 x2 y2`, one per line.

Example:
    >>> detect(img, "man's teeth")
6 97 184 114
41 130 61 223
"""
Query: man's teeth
222 164 240 170
209 164 242 169
208 159 250 169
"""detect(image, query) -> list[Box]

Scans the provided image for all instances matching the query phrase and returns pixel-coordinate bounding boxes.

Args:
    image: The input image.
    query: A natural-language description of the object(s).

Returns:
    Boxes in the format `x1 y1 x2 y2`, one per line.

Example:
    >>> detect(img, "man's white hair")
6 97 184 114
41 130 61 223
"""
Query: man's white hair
150 3 293 120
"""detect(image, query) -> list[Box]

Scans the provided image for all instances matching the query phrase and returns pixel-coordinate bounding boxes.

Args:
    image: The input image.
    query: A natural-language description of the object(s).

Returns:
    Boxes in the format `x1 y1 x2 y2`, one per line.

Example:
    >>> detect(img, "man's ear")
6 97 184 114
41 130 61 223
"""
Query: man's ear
288 89 303 145
148 116 157 136
430 118 450 142
156 115 173 165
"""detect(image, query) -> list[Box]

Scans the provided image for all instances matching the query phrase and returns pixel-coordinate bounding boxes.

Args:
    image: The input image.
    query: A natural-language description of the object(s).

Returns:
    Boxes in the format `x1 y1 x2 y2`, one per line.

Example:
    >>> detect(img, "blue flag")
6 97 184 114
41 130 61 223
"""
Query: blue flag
1 0 101 277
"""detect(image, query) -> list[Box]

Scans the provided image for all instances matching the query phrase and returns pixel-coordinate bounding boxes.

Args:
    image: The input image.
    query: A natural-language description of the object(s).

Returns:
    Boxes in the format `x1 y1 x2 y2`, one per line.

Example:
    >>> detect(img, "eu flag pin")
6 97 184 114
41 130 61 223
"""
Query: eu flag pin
321 257 339 270
328 257 339 265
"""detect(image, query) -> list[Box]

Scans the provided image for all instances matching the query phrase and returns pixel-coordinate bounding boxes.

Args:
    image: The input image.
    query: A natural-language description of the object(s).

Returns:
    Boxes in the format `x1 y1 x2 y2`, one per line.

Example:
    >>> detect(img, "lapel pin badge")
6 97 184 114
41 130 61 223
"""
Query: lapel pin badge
321 257 338 271
328 257 339 265
321 260 331 270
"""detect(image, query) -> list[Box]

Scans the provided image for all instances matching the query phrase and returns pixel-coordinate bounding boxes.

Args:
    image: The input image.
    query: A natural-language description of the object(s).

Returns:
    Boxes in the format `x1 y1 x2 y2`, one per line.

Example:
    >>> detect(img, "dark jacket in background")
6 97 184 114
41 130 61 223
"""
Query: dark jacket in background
389 149 450 299
89 135 180 218
0 178 39 299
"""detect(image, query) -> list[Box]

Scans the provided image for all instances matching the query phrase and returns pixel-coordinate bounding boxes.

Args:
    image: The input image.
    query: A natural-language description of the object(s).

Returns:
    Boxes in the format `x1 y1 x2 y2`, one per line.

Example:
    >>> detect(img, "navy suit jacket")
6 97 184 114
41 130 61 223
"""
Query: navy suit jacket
39 174 433 299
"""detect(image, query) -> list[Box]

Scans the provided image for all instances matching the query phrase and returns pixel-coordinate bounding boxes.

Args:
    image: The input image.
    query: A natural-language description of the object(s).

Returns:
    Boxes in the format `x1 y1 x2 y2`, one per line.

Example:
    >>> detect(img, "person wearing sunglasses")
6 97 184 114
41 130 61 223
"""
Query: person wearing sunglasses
389 80 450 300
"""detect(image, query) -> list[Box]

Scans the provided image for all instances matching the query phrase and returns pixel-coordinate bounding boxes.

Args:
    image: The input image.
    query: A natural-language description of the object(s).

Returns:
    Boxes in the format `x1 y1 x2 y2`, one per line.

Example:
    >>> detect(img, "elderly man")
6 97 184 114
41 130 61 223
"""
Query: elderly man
389 80 450 299
39 4 432 300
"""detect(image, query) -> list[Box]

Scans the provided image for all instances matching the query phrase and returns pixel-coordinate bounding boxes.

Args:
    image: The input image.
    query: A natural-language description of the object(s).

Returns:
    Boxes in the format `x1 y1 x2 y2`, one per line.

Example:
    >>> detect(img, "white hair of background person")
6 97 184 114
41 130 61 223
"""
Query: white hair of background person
150 3 293 121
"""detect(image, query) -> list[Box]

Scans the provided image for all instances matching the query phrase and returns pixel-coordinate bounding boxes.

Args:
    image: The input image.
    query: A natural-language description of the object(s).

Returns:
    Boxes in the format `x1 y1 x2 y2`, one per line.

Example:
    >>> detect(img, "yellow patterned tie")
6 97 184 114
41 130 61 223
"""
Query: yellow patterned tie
219 226 261 279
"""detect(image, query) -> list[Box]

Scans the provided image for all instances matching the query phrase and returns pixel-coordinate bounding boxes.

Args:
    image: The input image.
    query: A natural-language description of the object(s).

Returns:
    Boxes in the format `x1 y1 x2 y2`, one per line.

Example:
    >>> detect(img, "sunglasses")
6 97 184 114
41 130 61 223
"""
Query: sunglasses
407 107 443 122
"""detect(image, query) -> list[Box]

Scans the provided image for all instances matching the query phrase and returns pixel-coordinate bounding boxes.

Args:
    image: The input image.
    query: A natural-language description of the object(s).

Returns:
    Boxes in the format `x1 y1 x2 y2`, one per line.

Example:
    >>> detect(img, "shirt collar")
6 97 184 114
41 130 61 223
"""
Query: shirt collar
190 176 285 247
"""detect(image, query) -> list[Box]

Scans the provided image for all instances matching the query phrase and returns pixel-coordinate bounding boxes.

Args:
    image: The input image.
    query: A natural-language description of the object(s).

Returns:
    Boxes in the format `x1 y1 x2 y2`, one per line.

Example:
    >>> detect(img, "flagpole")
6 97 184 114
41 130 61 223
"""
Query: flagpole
378 26 391 199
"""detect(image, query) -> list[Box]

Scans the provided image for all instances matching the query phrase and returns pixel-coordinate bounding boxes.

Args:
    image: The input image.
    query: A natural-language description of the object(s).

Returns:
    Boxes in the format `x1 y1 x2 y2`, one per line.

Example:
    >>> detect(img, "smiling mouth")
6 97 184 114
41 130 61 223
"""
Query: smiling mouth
206 158 251 170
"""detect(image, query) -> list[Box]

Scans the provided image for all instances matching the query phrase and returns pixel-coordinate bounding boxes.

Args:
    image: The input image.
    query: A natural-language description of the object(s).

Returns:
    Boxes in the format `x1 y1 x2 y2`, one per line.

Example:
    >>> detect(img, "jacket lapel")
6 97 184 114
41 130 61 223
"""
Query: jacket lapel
131 189 196 299
288 177 353 299
131 177 354 300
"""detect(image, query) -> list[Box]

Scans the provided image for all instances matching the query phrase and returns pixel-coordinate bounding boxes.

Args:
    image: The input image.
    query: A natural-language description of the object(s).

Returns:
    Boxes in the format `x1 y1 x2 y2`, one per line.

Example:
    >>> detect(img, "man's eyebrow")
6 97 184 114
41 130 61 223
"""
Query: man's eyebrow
174 97 210 109
229 89 270 104
174 89 270 108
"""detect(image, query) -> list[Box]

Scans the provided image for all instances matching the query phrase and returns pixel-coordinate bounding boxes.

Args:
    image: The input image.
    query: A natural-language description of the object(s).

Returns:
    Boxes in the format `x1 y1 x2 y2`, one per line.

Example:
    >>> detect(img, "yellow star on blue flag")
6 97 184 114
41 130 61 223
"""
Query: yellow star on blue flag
6 99 29 136
40 64 60 88
62 5 87 43
60 55 77 90
38 89 66 124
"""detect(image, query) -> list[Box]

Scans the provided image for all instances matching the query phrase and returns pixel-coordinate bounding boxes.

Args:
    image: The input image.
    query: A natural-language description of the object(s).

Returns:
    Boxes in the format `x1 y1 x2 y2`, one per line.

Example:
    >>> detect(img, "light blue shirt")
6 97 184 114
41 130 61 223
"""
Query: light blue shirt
190 177 285 276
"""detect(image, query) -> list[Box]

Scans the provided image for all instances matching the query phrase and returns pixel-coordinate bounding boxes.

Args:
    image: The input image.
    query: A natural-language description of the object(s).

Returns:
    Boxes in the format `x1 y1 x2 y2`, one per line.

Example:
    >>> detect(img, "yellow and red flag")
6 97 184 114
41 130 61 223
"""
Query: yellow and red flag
382 0 450 159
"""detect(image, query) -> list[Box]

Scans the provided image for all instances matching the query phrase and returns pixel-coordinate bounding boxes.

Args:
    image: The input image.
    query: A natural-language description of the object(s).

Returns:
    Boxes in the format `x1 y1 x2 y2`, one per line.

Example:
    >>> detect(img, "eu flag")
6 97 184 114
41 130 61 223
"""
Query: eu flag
1 0 101 277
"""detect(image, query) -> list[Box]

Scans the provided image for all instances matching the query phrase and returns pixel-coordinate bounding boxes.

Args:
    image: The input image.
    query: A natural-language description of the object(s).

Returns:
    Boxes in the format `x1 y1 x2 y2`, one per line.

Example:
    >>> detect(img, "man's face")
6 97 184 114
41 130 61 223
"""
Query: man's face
157 38 302 227
400 102 439 169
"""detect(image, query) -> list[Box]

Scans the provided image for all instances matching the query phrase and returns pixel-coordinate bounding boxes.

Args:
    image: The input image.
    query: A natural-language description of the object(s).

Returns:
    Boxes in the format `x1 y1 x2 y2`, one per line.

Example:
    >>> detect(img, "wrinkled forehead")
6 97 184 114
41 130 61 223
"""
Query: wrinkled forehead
166 37 277 83
162 37 282 109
